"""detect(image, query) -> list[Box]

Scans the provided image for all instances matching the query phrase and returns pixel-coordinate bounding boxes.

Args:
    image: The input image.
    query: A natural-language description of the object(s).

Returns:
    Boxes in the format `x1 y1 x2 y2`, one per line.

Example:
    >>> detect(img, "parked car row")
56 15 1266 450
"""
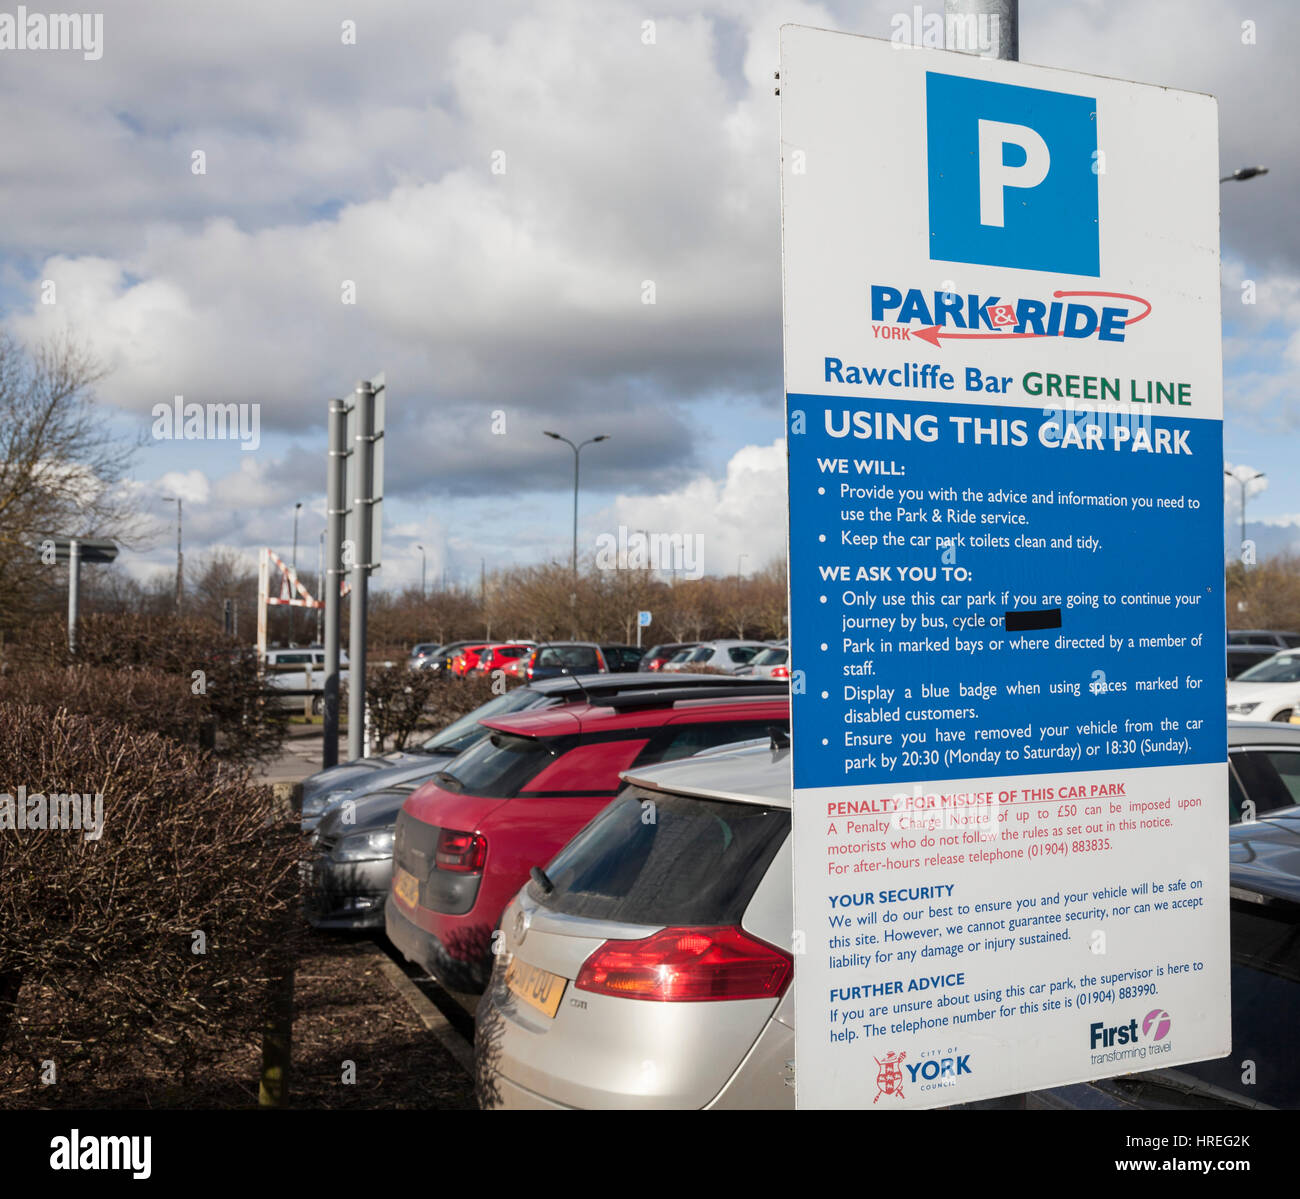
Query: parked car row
384 681 789 991
298 656 1292 1108
302 671 786 922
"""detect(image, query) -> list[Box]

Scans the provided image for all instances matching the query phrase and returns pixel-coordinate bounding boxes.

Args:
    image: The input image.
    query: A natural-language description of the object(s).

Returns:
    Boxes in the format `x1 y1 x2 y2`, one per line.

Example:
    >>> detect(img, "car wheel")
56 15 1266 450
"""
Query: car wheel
312 695 324 716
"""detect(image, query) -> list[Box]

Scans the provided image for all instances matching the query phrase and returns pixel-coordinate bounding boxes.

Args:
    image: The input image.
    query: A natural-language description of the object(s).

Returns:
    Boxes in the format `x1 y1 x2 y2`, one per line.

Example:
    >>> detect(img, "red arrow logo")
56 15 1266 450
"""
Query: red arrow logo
908 291 1152 348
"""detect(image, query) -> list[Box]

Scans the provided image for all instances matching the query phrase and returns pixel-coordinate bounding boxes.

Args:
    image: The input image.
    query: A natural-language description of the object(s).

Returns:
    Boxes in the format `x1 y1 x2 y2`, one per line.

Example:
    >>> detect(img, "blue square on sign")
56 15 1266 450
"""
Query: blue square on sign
927 72 1099 276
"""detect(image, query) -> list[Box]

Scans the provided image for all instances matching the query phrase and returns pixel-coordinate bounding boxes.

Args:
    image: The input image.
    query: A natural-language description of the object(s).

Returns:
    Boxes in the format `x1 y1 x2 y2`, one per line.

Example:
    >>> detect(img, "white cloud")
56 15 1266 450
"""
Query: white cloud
603 438 788 576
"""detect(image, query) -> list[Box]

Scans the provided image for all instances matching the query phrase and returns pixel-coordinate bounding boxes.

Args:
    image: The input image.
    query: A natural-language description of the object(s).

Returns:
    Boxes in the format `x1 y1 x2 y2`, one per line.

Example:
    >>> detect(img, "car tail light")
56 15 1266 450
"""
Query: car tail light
575 926 792 1002
648 658 662 671
771 665 790 678
435 828 487 872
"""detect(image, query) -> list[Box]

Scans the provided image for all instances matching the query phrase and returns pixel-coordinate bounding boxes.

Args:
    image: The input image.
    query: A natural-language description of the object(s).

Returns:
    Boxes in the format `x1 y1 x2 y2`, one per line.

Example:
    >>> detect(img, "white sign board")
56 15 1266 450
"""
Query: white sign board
780 27 1227 1108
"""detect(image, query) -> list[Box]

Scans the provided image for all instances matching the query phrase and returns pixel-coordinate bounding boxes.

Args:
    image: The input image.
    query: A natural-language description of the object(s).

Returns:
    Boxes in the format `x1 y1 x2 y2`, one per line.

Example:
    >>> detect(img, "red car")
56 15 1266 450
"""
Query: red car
450 643 489 677
385 683 789 990
472 642 535 676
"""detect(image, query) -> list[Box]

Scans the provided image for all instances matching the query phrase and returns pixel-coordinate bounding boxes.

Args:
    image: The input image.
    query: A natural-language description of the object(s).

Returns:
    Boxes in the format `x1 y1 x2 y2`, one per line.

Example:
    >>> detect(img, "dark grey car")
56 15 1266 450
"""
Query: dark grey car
307 782 420 929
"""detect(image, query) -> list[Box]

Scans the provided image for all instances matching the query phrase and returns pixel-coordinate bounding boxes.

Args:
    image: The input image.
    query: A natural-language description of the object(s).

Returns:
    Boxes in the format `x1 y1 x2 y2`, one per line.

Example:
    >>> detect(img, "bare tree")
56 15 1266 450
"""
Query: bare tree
0 331 140 633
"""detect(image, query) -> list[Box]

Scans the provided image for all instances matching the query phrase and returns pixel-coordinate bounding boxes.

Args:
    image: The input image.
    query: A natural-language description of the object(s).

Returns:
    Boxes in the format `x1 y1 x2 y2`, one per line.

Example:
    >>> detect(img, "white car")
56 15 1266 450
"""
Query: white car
669 640 771 675
736 646 790 679
265 648 348 715
1227 651 1300 723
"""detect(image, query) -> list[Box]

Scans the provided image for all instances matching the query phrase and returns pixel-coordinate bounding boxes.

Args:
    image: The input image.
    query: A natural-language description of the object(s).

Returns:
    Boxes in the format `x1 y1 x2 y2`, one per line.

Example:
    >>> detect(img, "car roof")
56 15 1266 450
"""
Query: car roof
1228 721 1300 747
531 641 603 650
1229 809 1300 904
481 692 788 737
524 670 777 696
622 742 793 808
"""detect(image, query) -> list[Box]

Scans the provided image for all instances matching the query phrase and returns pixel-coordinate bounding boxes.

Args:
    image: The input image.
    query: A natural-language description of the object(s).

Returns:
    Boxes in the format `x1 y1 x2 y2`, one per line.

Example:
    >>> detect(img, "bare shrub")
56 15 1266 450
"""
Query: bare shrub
0 705 303 1105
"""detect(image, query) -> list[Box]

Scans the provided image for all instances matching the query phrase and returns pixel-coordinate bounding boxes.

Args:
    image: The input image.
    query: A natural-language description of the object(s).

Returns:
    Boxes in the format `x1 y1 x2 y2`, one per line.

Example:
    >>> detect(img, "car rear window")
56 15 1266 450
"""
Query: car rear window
437 731 567 798
1232 750 1300 817
1237 654 1300 683
538 646 600 670
421 688 542 754
531 786 789 925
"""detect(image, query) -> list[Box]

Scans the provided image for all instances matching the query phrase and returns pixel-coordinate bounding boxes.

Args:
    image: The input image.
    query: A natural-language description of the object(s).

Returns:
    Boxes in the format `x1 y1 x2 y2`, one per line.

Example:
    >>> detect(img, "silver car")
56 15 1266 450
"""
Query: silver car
475 741 795 1109
671 640 772 675
736 646 790 679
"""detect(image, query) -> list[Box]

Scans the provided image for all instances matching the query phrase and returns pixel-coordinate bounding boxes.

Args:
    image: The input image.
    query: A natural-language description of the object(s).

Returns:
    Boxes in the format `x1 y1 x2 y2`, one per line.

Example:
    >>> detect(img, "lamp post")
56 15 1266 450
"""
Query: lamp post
162 496 182 613
1225 468 1265 553
1220 165 1268 183
417 544 426 598
317 529 325 644
543 430 610 633
290 501 302 645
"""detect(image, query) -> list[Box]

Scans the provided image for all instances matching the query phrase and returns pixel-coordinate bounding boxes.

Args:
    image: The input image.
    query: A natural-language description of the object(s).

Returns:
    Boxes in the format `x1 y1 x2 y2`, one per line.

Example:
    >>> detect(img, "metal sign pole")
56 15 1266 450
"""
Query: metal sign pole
323 397 348 767
67 538 80 654
347 381 375 762
257 547 269 668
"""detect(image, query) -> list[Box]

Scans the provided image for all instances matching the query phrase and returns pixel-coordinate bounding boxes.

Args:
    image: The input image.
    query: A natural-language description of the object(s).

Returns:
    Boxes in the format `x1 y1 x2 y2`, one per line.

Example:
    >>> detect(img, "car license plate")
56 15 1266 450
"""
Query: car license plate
394 866 419 908
505 957 567 1019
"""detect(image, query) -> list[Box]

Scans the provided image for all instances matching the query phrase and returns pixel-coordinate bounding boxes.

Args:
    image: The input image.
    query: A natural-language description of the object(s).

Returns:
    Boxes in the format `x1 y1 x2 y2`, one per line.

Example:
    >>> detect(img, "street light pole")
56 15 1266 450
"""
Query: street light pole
1225 468 1265 553
317 529 325 644
291 500 302 645
1220 166 1269 184
418 544 426 598
544 430 610 634
163 496 182 613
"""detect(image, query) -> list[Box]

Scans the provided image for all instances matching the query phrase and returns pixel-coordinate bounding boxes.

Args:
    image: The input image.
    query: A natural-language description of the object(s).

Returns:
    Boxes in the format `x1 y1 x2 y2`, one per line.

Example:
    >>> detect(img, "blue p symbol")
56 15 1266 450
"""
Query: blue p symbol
927 72 1099 277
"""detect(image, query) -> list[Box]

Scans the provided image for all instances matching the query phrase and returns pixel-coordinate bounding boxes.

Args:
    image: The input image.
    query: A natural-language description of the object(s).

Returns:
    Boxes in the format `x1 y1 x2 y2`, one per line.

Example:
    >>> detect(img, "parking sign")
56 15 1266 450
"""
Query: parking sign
780 27 1226 1109
926 73 1100 275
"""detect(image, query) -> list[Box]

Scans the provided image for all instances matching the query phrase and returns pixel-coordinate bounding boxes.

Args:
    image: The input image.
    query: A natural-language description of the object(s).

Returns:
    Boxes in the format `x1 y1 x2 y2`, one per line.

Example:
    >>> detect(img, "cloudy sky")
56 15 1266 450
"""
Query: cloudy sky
4 0 1298 594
